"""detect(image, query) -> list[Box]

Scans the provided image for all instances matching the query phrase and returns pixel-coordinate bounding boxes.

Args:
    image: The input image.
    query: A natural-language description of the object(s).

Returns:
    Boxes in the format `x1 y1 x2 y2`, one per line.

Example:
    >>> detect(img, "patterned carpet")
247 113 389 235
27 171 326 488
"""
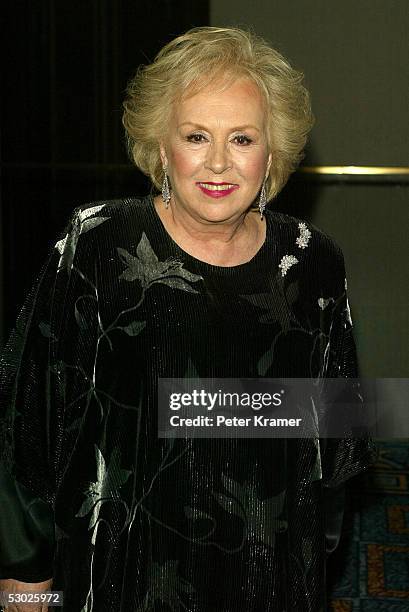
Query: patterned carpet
328 439 409 611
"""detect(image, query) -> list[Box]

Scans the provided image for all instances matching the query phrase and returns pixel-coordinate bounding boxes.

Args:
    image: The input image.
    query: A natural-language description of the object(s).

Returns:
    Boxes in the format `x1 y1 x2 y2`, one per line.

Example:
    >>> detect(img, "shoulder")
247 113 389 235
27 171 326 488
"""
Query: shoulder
54 196 151 273
63 195 152 244
267 209 345 269
266 209 347 297
71 195 150 226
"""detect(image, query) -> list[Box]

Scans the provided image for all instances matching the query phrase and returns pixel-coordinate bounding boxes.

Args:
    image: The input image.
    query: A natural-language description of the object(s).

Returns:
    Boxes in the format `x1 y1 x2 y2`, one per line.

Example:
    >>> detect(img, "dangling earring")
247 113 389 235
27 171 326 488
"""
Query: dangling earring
258 179 267 220
161 166 171 209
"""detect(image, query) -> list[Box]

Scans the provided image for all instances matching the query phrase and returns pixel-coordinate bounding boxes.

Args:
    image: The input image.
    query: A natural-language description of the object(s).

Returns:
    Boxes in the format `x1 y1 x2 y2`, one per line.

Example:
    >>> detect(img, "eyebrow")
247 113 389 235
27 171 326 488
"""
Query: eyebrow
178 122 260 133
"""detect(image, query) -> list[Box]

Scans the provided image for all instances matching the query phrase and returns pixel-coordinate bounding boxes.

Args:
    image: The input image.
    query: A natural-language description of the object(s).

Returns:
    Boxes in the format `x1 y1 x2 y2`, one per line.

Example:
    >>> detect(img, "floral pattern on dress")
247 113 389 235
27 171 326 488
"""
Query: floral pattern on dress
212 473 287 548
136 560 196 612
55 204 110 273
117 232 202 292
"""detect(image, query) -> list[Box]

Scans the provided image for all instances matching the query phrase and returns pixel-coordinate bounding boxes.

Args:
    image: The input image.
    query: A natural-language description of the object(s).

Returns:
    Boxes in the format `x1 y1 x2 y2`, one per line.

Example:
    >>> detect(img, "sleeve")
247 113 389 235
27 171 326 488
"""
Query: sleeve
319 247 379 490
0 207 88 581
318 245 379 557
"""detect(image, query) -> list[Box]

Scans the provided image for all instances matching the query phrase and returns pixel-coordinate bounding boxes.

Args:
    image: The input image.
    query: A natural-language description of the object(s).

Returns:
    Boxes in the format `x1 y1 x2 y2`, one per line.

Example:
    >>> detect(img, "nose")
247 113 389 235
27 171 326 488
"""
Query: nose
204 140 232 174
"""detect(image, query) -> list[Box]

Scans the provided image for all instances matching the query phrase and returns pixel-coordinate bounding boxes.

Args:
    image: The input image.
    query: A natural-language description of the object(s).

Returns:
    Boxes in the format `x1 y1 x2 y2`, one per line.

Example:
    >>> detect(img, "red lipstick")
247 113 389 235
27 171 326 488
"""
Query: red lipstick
196 182 239 199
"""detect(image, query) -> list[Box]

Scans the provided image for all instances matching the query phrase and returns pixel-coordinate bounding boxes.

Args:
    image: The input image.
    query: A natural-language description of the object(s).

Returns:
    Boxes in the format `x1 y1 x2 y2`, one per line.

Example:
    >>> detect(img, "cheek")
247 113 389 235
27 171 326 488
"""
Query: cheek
170 147 202 177
236 151 268 179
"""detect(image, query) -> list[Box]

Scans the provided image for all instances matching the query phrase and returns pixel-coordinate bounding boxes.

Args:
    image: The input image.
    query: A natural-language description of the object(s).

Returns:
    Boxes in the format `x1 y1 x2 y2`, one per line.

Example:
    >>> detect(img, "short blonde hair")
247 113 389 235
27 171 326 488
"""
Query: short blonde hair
122 26 314 202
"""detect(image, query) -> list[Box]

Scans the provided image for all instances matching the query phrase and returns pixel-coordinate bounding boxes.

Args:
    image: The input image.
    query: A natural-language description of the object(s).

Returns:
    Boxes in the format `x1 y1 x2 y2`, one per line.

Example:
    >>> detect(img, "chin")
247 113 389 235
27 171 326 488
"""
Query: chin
197 202 242 222
176 191 245 220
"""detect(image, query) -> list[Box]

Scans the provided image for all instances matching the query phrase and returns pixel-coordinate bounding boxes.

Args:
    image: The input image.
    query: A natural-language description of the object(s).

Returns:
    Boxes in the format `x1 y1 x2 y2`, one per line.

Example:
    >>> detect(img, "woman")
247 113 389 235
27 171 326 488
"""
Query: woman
0 26 377 611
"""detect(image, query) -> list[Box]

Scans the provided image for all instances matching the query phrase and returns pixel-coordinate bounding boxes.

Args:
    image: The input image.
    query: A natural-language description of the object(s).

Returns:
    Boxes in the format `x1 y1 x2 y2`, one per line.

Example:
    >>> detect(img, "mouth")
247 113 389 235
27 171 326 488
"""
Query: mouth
196 182 239 198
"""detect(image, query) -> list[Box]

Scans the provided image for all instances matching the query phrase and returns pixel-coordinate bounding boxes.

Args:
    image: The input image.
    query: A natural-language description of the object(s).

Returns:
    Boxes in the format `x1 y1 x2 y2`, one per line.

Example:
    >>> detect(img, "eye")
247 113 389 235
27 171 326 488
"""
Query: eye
186 133 207 143
233 135 253 146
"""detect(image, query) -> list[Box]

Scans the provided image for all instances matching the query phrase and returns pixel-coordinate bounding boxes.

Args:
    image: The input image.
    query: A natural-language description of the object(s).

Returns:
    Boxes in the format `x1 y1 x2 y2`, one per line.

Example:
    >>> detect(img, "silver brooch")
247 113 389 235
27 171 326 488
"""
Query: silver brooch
278 254 299 277
296 222 311 249
318 297 333 310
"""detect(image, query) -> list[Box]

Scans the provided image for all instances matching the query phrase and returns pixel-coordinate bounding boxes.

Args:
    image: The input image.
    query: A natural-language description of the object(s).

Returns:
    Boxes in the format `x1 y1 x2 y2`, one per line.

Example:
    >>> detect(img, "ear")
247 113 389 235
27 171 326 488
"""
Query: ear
159 141 168 169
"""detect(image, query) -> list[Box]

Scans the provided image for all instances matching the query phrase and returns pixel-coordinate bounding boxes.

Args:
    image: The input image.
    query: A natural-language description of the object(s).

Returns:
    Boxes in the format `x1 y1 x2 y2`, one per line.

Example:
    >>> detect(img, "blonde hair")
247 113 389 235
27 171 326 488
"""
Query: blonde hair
122 26 315 202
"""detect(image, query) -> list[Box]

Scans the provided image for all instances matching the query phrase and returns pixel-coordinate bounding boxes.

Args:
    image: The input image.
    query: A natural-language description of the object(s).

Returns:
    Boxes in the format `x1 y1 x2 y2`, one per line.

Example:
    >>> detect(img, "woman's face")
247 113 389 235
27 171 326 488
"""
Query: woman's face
159 76 272 225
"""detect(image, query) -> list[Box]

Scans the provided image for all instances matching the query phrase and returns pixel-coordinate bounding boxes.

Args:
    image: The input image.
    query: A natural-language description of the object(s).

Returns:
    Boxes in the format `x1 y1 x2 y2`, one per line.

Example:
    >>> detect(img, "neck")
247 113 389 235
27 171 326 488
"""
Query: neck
152 194 265 267
155 193 261 238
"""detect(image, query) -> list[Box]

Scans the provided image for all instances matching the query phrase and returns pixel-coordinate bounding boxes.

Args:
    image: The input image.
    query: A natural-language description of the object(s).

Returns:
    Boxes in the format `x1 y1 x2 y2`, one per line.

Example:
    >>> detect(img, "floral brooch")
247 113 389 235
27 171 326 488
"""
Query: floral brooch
278 221 311 277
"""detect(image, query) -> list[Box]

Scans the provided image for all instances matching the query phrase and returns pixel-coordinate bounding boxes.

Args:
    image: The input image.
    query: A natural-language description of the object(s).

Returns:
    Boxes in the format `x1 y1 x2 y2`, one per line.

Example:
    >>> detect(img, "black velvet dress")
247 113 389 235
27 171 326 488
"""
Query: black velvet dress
0 195 377 611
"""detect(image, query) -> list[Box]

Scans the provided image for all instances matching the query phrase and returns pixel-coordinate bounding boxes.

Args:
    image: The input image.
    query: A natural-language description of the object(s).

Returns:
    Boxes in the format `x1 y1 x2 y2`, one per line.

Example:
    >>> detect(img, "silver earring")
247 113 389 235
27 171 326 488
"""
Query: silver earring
258 179 267 219
161 166 171 209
